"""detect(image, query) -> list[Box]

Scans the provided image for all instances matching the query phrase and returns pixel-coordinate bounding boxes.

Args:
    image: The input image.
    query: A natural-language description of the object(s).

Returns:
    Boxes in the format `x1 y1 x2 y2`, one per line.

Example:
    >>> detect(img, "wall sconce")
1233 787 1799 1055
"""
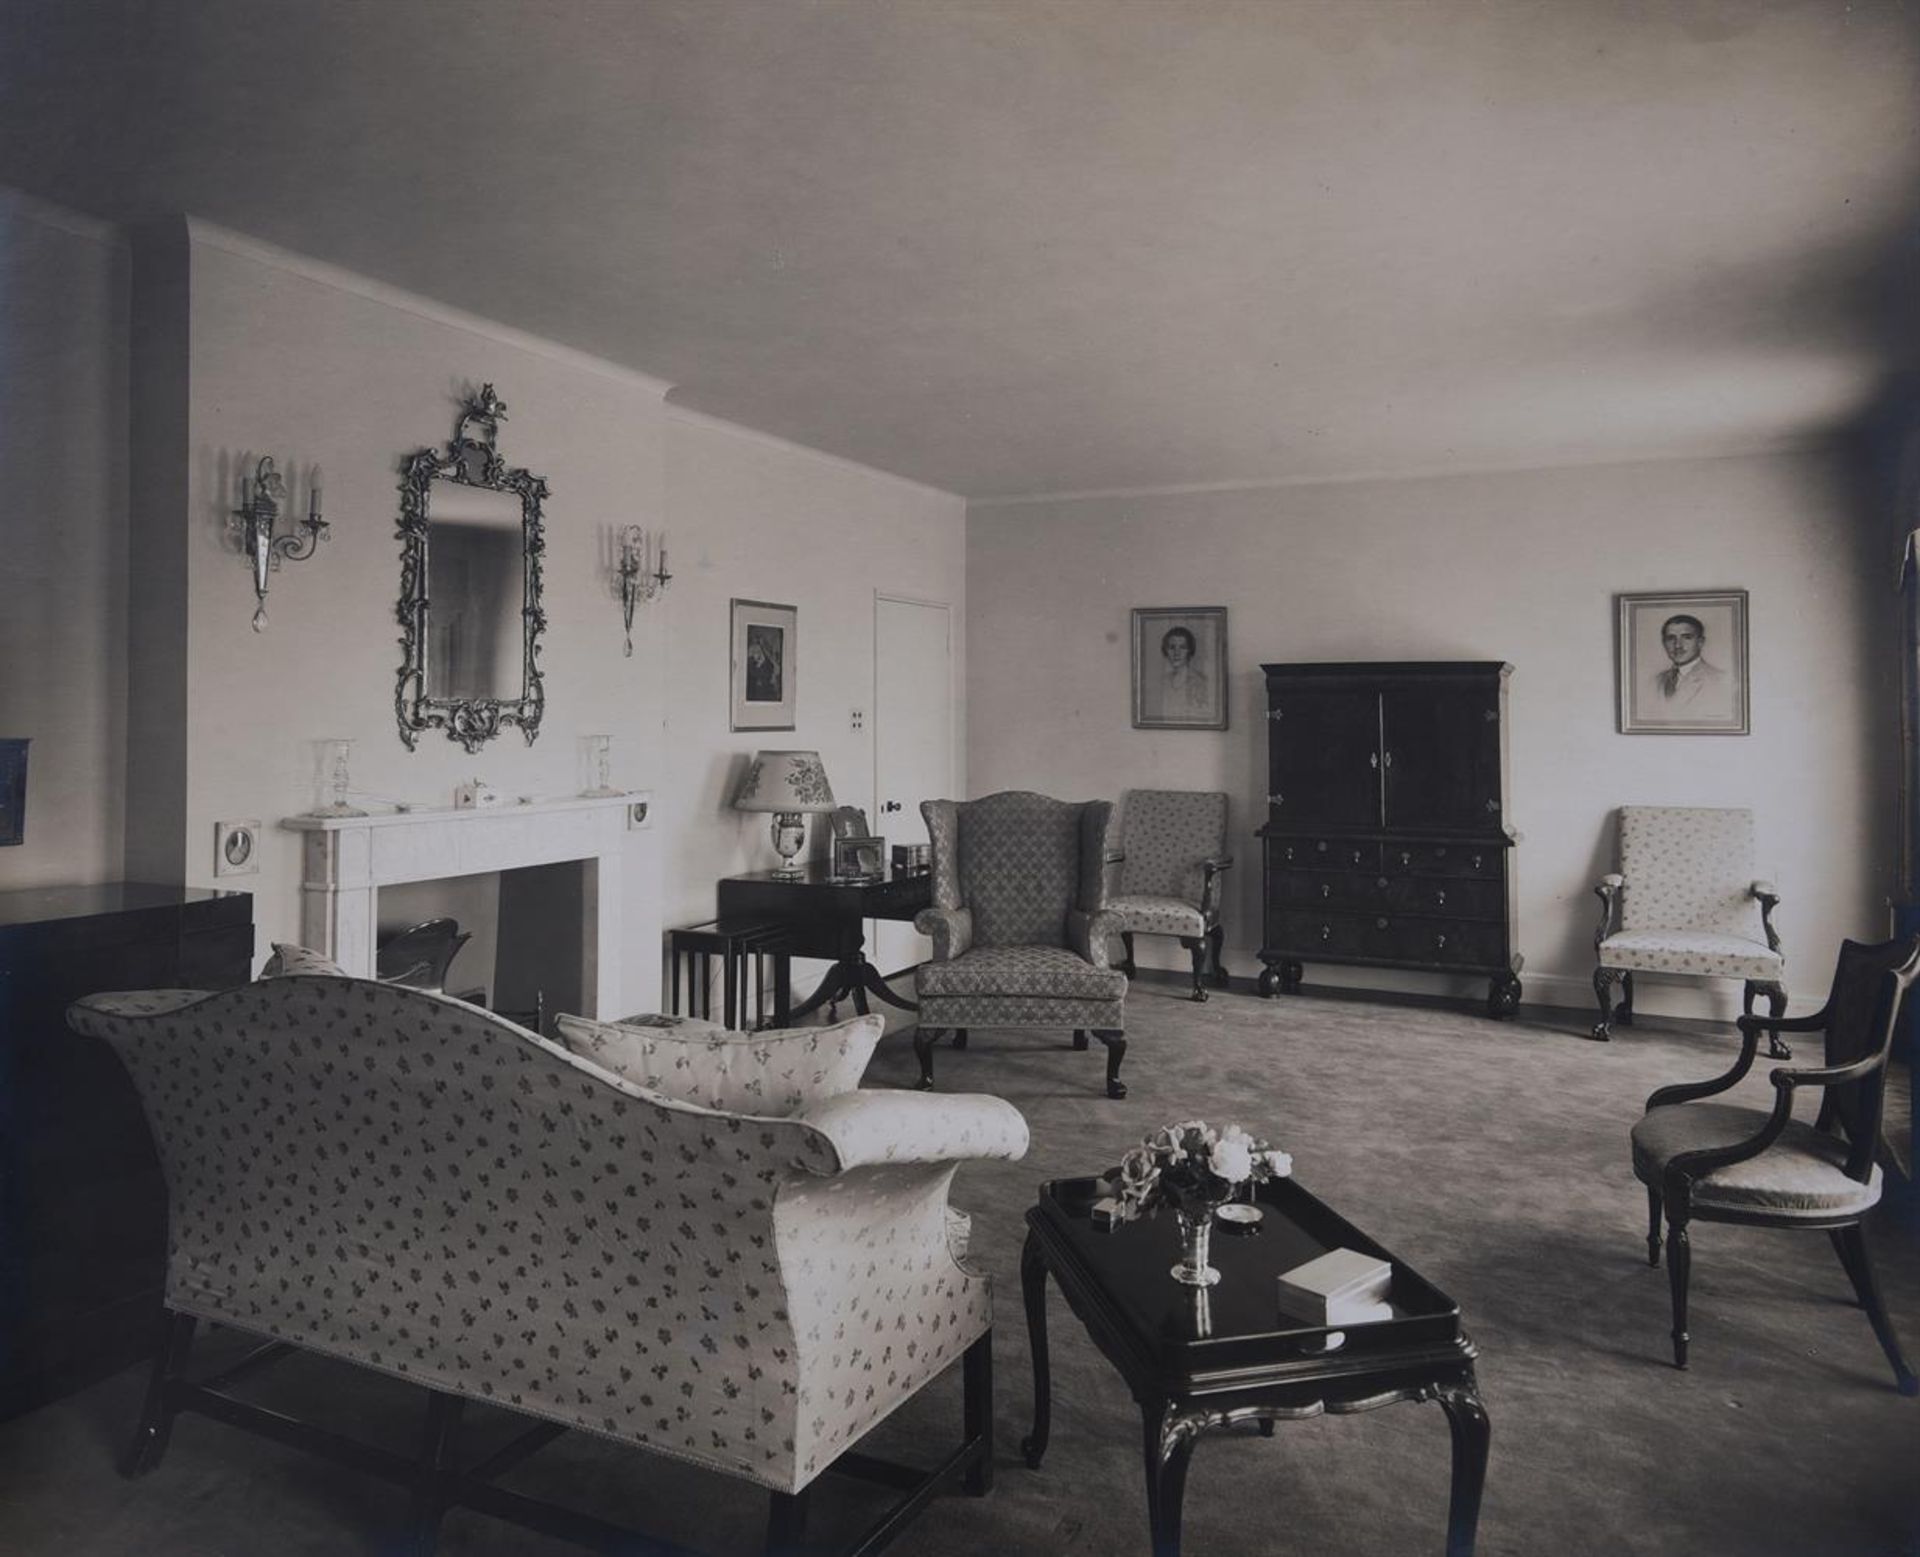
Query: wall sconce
617 525 671 656
236 456 328 631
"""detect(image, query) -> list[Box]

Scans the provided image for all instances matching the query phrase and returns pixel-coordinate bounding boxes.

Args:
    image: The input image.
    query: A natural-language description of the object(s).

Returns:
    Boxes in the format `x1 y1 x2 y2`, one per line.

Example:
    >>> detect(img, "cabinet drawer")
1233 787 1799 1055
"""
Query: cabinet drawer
1268 908 1505 969
1383 841 1504 879
1266 836 1379 873
1273 870 1504 921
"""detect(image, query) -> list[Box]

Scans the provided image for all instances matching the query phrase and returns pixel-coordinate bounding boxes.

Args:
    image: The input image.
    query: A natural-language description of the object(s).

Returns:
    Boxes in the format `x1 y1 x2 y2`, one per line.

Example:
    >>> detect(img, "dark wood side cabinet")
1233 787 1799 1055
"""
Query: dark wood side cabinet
0 883 253 1420
1256 662 1523 1016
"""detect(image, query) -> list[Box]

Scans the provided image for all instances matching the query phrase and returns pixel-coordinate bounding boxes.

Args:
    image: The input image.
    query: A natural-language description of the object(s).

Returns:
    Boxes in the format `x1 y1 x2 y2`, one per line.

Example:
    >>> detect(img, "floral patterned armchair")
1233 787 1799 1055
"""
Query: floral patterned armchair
1592 806 1787 1048
913 791 1130 1098
68 975 1029 1555
1106 788 1233 1001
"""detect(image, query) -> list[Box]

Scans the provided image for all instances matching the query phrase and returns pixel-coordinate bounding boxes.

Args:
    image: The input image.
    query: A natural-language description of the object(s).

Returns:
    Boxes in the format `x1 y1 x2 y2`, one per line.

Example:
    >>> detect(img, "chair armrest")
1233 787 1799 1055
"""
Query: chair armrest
69 987 223 1027
1645 1020 1764 1110
1068 907 1126 968
1666 1083 1796 1191
1593 875 1624 951
1749 881 1783 953
1773 1051 1886 1091
914 905 973 962
1735 1010 1827 1037
798 1089 1030 1170
1200 856 1234 918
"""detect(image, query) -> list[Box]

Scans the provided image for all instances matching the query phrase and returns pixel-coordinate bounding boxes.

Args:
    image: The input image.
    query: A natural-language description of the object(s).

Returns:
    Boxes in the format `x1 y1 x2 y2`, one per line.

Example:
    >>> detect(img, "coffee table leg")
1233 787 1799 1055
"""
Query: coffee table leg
1020 1229 1051 1470
1142 1404 1203 1557
1437 1375 1490 1557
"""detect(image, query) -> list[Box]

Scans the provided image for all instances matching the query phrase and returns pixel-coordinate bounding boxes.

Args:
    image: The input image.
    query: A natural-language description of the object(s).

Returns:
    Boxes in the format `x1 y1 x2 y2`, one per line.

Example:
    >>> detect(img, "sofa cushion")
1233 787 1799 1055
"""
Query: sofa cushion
1631 1101 1882 1216
552 1010 883 1116
917 944 1128 1002
259 942 347 978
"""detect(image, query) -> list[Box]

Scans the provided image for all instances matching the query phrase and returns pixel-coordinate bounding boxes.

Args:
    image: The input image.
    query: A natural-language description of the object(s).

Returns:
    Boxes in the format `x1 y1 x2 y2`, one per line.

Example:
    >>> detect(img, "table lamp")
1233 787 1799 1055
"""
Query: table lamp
734 750 836 879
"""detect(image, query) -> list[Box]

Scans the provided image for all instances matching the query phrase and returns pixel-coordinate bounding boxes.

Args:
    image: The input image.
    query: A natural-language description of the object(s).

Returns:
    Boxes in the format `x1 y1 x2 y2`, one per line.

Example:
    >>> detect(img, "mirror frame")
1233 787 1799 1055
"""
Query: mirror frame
395 385 549 753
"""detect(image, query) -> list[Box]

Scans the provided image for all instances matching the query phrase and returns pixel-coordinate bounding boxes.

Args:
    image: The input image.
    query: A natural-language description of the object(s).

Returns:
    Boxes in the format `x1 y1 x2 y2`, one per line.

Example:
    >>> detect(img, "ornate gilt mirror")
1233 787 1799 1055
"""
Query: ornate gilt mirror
396 385 548 752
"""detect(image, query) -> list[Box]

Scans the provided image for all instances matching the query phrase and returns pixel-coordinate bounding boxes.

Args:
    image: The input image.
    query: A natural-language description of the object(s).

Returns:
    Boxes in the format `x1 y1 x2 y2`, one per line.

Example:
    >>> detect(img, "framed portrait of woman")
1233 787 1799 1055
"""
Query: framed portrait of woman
1131 607 1228 730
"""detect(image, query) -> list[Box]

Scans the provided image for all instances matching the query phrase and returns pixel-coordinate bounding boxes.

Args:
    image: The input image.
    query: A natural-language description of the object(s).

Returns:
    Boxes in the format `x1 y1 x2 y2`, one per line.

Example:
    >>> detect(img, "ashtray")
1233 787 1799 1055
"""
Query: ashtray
1214 1202 1264 1234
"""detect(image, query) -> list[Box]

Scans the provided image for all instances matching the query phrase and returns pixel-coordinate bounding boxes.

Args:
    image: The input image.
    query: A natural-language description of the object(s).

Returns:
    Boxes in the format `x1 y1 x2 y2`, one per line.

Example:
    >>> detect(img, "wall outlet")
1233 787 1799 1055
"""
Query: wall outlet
850 707 865 732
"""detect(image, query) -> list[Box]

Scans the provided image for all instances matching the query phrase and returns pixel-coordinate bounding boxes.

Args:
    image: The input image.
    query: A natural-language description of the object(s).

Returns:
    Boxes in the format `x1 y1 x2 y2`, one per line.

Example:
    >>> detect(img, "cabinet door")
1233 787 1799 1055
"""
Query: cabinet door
1380 682 1503 833
1267 687 1380 830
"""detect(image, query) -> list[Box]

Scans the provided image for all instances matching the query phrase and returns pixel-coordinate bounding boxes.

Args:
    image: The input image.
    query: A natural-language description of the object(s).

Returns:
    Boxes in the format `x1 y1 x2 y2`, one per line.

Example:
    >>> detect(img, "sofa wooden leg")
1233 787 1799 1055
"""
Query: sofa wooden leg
1120 932 1137 979
1208 924 1229 988
1092 1030 1127 1099
963 1332 994 1496
765 1488 811 1556
1745 980 1792 1059
408 1391 464 1557
1590 966 1621 1040
950 1027 968 1049
913 1027 938 1090
123 1310 197 1478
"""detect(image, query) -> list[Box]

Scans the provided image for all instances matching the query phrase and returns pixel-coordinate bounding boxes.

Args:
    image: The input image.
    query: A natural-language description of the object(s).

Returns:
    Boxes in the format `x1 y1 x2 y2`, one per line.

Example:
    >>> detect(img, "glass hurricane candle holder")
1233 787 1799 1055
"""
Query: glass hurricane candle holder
311 738 366 817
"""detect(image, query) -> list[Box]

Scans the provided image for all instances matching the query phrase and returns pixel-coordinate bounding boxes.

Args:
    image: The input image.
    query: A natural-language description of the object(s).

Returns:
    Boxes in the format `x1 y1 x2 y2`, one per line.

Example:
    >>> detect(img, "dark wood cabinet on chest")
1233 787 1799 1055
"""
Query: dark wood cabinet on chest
1256 662 1522 1016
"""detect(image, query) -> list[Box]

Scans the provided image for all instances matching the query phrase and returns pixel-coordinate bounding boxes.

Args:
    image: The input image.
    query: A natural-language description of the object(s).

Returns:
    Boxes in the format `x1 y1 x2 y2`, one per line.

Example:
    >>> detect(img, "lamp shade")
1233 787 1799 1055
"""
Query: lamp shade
733 750 836 813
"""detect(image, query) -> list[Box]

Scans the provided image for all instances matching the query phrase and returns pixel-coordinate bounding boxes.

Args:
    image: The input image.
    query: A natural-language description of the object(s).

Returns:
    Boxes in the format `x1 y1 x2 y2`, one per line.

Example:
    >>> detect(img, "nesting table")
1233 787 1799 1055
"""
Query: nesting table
1022 1175 1489 1556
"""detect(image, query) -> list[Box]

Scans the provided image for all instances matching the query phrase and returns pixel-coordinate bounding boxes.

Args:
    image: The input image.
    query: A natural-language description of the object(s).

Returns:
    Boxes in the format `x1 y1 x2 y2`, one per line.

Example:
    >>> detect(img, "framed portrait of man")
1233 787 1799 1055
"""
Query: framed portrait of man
730 598 797 731
1131 606 1228 731
1616 589 1749 735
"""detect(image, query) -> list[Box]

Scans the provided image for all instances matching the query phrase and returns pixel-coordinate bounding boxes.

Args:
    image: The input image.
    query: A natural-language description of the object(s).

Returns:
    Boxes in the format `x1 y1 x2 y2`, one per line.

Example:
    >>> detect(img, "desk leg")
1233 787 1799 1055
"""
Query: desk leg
1438 1375 1490 1557
1020 1230 1051 1470
853 955 918 1013
1142 1404 1202 1557
786 962 855 1024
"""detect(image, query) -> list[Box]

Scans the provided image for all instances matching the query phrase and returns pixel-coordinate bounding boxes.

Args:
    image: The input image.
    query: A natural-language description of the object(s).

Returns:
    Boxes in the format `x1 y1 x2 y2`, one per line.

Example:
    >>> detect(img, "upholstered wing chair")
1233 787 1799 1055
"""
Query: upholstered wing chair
1631 936 1920 1392
1591 806 1787 1048
69 975 1030 1556
912 791 1130 1098
1106 788 1233 1001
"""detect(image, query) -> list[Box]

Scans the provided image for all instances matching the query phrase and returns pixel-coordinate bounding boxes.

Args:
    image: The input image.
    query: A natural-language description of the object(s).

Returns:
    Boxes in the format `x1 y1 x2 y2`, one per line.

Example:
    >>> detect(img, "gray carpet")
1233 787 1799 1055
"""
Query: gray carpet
1 981 1915 1556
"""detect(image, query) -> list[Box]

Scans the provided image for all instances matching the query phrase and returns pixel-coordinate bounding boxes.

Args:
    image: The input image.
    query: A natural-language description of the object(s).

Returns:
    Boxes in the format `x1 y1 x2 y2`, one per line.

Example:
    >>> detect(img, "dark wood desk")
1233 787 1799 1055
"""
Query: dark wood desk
1023 1175 1488 1557
718 865 932 1021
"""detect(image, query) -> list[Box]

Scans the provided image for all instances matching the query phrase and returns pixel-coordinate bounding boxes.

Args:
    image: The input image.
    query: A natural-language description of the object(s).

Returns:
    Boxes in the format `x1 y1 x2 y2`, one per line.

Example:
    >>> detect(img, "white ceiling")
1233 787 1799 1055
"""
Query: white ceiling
2 0 1915 500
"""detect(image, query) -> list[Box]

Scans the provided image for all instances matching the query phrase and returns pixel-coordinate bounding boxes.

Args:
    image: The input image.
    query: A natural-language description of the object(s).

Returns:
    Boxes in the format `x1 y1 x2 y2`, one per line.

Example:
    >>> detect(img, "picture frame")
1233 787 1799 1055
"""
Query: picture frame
0 738 28 847
832 834 885 881
730 598 797 731
1131 606 1228 730
1616 589 1749 735
214 818 262 877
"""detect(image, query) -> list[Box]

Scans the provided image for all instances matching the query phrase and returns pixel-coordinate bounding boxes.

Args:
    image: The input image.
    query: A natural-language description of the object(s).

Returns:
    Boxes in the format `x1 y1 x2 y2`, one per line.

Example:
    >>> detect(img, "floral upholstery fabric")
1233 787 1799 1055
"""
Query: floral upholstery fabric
1616 807 1767 937
1112 790 1228 902
1632 1102 1882 1216
260 942 347 978
552 1011 882 1116
1104 892 1207 939
67 977 1028 1496
1597 930 1782 981
917 945 1128 1003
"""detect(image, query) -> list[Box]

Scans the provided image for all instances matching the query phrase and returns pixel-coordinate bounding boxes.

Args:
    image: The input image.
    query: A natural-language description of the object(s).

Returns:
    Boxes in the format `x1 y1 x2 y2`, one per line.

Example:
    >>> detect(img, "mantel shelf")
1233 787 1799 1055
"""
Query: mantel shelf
282 792 646 832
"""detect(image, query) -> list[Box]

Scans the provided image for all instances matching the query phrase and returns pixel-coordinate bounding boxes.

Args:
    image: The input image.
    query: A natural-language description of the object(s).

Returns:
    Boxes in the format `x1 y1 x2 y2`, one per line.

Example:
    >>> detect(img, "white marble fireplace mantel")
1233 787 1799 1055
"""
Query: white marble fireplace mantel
283 792 650 1016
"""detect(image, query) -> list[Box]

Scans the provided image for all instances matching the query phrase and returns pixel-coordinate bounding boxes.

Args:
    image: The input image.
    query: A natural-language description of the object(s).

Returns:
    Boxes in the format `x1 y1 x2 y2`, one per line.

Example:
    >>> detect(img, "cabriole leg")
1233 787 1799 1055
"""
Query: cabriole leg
1182 938 1208 1002
123 1310 197 1478
913 1027 938 1090
1591 966 1622 1040
1093 1029 1128 1099
1437 1377 1491 1557
1207 925 1229 988
1745 981 1791 1059
1120 932 1138 978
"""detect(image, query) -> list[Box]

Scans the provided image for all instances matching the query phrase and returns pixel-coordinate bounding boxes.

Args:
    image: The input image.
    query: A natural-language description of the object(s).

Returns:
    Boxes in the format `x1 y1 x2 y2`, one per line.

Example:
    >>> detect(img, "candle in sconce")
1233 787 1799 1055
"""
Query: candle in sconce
310 466 324 519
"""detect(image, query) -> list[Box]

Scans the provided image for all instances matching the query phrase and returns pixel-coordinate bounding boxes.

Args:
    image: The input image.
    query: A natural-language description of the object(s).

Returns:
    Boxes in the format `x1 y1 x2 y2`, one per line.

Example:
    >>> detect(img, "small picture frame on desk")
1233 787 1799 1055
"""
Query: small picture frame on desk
832 835 885 882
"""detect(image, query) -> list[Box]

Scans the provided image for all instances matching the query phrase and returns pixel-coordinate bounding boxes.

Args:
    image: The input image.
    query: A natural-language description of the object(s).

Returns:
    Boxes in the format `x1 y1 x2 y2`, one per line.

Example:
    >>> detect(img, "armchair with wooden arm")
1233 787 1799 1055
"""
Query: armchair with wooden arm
1629 935 1920 1392
1106 789 1235 1001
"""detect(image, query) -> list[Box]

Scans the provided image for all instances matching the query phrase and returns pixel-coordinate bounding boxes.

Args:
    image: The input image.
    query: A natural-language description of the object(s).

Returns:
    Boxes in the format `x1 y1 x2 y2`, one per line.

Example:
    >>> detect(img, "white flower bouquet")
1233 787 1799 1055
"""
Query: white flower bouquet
1111 1119 1293 1222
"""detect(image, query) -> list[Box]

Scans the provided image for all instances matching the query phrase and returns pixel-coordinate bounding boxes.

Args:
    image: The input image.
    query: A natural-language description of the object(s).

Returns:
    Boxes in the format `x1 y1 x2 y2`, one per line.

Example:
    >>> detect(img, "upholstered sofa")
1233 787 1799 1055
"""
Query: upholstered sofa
69 974 1029 1555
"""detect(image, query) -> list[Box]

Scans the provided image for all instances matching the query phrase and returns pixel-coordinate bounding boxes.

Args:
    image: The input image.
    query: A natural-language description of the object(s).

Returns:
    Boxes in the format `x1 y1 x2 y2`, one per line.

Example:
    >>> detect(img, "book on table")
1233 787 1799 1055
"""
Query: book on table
1277 1247 1393 1326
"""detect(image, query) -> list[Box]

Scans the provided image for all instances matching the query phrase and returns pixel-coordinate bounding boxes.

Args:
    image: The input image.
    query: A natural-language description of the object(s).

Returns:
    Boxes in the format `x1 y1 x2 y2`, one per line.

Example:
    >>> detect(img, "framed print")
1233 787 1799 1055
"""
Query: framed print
1616 590 1749 735
832 834 885 881
214 818 262 877
1132 606 1228 730
0 738 27 847
730 598 797 731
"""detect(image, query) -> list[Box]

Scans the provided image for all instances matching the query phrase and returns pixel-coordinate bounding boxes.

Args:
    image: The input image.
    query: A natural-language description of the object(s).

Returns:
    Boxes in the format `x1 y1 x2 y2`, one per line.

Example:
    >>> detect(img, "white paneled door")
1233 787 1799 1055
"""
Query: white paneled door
871 594 953 976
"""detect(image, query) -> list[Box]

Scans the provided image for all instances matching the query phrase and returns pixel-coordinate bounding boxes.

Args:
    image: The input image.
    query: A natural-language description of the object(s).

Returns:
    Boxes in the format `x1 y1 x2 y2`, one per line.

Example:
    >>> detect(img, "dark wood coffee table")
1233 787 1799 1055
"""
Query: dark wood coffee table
1022 1175 1488 1557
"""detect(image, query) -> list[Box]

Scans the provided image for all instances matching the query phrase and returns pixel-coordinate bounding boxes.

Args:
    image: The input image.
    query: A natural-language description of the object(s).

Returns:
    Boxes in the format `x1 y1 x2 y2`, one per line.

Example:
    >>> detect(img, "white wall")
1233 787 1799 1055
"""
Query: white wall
4 211 967 1015
0 191 128 889
966 451 1897 1020
659 408 967 931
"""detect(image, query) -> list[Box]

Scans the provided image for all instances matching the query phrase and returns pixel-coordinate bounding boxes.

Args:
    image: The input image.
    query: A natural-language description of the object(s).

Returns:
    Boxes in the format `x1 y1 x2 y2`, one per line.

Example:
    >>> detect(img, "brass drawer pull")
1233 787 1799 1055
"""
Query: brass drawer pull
1350 849 1363 865
1472 854 1483 871
1376 876 1388 890
1319 924 1332 942
1400 851 1411 867
1320 883 1331 899
1436 888 1446 907
1375 917 1389 931
1437 933 1448 949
